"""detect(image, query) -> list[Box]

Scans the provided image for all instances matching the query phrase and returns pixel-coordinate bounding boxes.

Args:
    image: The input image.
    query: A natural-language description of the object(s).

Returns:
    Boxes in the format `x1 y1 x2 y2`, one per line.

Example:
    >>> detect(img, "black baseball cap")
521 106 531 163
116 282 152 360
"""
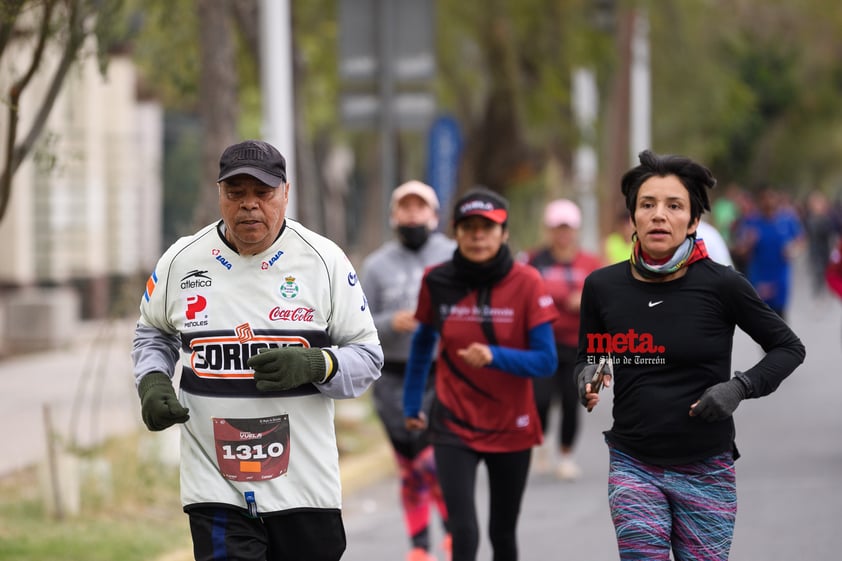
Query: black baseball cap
453 187 509 225
217 140 287 187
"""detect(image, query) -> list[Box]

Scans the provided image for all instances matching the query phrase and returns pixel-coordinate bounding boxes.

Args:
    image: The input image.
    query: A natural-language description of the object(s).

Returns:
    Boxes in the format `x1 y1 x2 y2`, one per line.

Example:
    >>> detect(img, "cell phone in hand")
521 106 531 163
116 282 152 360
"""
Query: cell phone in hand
590 357 606 393
587 354 611 412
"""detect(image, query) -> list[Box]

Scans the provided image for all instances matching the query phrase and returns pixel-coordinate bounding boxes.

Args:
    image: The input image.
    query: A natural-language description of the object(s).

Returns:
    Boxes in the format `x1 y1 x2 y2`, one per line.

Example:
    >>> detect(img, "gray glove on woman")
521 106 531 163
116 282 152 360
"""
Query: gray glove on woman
690 372 753 422
576 364 600 407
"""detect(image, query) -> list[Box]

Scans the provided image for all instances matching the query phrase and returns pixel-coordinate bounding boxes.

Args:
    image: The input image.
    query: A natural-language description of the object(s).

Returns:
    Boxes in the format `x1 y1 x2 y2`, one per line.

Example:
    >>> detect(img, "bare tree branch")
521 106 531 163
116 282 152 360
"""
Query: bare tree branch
0 0 103 225
0 0 59 223
13 0 87 172
0 0 26 59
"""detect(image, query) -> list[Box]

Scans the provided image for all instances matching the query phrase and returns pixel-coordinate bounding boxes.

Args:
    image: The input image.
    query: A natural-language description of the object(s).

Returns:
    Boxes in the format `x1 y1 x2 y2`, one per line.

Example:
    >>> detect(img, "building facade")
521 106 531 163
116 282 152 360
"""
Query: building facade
0 35 163 352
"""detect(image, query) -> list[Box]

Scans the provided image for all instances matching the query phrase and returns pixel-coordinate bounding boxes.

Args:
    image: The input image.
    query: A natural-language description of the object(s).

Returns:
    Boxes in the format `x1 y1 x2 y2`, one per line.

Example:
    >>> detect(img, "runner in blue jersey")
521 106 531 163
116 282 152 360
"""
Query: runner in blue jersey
734 187 804 318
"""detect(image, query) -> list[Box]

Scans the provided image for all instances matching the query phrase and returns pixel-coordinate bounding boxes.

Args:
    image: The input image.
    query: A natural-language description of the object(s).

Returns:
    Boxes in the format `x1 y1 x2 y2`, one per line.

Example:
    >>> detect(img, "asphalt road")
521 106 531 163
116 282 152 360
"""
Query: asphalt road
341 260 842 561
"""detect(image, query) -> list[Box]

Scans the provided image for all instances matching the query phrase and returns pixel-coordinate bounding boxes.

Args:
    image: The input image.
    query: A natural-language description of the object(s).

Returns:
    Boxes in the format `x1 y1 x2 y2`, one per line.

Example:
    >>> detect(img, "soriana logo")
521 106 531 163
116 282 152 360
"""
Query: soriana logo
585 329 665 354
190 332 309 378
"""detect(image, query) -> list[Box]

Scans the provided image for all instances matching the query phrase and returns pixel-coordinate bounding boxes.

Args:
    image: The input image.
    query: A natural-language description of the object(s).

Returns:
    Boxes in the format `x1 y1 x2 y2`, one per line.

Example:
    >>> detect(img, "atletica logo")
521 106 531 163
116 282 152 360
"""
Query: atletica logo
585 329 665 353
181 270 213 289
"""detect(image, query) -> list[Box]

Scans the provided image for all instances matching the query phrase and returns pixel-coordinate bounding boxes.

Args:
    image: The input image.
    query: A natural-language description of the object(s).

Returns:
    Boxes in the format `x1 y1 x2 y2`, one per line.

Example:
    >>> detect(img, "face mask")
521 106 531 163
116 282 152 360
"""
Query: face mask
397 224 430 250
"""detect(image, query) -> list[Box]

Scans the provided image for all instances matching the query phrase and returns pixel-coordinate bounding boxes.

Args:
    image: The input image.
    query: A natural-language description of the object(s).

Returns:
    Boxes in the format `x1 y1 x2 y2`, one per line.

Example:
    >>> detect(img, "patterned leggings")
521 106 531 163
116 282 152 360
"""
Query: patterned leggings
396 446 449 550
607 446 737 561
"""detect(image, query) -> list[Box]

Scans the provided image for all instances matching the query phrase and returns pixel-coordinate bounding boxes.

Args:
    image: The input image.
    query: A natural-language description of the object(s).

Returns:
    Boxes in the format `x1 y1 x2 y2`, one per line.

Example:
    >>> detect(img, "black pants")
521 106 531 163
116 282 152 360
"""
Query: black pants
188 506 346 561
433 444 531 561
372 366 436 458
532 344 579 449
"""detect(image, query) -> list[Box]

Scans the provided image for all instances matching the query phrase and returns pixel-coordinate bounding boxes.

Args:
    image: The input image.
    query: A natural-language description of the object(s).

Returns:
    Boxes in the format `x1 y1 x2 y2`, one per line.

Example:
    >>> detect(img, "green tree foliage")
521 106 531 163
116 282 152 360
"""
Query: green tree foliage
292 0 340 138
126 0 263 232
122 0 842 241
127 0 201 111
127 0 260 130
435 0 614 193
649 0 842 194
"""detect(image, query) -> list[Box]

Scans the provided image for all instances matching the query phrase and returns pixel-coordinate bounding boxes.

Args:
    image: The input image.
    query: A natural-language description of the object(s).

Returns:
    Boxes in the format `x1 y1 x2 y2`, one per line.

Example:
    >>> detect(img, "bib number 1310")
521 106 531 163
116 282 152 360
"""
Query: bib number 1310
221 442 285 461
212 415 291 481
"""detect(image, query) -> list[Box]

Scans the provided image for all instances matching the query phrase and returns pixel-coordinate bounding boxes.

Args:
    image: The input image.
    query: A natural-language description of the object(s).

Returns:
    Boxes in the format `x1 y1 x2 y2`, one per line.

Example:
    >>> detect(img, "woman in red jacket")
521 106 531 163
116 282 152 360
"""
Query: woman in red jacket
403 187 559 561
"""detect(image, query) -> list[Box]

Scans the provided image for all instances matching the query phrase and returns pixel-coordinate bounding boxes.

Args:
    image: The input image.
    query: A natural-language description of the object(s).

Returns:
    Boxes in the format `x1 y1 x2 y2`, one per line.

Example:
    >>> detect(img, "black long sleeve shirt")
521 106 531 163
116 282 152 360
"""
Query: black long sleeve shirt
576 259 805 464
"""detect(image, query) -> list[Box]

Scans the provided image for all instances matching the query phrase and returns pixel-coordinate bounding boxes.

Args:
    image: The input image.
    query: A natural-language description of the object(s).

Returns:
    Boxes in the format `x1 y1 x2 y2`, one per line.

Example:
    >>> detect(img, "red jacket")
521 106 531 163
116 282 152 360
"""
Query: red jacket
826 240 842 299
526 248 603 347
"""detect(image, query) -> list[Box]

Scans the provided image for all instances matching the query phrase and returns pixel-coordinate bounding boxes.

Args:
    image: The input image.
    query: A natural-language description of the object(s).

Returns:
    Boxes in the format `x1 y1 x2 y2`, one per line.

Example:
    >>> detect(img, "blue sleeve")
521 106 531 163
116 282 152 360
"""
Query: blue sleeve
488 321 557 378
402 323 438 417
789 214 804 240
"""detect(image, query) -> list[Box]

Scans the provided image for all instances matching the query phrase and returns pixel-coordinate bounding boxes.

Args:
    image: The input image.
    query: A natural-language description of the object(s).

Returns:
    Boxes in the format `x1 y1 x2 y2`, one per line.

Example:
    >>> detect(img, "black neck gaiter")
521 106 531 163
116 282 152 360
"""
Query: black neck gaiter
451 244 514 288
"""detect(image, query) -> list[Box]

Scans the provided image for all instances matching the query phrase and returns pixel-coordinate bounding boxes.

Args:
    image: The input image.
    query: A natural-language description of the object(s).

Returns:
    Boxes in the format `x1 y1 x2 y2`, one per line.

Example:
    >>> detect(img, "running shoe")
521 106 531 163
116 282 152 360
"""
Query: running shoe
441 533 452 561
407 547 436 561
556 458 581 481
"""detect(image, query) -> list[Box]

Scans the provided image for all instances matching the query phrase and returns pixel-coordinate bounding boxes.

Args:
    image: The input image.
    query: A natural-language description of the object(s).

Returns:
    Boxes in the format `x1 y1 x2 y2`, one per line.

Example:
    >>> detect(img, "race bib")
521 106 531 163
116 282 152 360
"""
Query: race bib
212 415 290 481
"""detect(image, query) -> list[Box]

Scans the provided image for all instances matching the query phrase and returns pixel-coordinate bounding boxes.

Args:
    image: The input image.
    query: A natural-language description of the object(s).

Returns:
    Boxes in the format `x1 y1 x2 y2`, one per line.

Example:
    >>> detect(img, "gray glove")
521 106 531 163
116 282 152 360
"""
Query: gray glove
691 374 752 422
576 364 600 407
138 371 190 431
248 347 333 392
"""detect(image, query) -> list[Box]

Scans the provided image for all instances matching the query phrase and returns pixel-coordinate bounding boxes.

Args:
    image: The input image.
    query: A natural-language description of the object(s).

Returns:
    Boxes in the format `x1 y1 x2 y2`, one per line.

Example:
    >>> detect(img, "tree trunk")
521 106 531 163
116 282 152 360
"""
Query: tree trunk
459 12 532 195
601 6 634 240
193 0 239 228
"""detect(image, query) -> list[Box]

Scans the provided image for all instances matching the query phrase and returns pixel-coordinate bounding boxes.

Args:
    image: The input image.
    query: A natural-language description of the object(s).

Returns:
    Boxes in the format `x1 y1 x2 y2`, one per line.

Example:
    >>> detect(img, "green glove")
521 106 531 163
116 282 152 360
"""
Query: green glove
248 347 334 392
138 372 190 431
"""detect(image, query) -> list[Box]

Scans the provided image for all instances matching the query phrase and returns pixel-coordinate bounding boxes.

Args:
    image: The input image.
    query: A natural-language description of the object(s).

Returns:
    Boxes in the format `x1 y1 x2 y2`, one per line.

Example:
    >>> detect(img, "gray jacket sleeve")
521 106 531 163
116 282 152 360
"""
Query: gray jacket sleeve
131 322 181 387
318 342 384 399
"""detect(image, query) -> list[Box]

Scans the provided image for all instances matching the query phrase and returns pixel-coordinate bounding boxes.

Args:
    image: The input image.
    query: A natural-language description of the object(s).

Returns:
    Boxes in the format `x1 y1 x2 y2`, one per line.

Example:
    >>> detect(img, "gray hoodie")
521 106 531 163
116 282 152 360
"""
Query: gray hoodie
359 232 455 363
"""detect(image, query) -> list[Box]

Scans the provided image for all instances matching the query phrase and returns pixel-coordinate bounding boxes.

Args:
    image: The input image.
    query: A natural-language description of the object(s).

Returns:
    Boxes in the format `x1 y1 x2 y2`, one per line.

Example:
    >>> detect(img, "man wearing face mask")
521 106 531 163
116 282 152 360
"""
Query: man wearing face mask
360 181 455 561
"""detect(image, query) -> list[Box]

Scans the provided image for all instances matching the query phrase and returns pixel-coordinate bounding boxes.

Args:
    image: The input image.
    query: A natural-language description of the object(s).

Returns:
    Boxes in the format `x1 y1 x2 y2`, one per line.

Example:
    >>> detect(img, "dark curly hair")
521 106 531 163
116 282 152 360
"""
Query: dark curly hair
620 149 716 224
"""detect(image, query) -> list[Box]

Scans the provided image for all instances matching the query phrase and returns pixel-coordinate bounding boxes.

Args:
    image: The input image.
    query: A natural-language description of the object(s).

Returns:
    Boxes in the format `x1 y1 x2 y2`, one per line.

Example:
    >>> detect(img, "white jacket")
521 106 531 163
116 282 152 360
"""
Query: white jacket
132 219 382 515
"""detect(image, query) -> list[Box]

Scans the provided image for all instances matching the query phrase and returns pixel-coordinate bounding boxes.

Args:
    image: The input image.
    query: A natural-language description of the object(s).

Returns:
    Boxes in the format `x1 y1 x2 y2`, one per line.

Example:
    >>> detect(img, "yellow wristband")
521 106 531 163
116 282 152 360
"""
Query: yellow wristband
320 350 334 383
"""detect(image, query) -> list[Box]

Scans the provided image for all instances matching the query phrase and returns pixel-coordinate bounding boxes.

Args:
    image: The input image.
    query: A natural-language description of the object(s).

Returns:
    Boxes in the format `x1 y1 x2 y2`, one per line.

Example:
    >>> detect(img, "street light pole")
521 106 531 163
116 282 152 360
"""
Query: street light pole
378 0 396 240
629 8 651 161
260 0 296 218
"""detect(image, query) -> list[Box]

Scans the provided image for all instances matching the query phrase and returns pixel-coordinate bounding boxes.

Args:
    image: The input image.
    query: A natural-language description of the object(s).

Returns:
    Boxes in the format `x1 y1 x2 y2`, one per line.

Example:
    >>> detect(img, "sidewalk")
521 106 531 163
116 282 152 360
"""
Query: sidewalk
0 318 140 477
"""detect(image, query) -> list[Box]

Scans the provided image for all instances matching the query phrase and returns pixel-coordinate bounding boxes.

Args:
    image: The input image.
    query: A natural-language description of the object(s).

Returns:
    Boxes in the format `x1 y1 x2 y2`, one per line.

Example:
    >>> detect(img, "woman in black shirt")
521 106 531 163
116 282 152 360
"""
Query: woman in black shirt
576 150 805 561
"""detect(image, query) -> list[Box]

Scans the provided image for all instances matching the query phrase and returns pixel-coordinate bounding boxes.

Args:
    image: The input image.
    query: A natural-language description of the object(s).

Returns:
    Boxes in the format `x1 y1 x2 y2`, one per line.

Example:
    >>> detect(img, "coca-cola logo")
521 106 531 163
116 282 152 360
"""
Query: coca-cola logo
268 306 315 322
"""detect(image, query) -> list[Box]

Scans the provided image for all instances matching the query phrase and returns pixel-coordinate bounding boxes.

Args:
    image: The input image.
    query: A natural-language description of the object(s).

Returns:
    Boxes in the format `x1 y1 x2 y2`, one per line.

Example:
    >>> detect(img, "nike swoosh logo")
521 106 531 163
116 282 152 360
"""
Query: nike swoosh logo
648 300 664 308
